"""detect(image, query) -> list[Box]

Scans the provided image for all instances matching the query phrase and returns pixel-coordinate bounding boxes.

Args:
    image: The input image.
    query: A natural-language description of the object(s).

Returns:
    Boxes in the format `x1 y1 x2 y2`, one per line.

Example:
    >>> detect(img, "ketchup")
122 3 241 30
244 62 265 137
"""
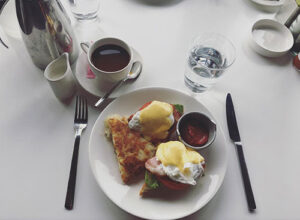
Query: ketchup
181 121 208 146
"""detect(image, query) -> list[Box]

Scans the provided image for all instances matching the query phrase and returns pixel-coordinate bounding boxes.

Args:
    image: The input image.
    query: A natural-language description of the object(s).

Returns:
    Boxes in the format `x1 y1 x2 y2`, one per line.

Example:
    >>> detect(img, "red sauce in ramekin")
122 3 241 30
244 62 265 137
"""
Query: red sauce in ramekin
181 120 209 146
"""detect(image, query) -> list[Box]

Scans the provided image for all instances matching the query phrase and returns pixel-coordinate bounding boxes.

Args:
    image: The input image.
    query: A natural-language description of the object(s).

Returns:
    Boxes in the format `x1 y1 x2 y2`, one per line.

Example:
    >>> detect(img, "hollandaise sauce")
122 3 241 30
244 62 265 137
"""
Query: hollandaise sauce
156 141 203 173
139 101 174 139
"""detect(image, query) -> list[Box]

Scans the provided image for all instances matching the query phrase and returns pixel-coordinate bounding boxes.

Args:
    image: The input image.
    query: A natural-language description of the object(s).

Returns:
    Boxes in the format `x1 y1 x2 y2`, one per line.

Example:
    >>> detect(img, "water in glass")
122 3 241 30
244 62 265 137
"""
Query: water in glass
185 46 226 92
184 33 235 93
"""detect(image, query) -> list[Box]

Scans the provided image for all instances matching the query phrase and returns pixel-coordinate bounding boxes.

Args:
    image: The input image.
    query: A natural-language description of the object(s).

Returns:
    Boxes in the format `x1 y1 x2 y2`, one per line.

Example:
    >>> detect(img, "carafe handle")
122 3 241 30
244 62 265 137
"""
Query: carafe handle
0 0 9 49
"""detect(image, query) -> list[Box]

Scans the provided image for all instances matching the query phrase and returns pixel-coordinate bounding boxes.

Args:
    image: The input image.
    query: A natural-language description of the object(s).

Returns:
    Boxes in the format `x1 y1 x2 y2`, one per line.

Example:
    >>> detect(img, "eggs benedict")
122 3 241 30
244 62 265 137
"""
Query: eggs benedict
128 101 183 142
140 141 205 196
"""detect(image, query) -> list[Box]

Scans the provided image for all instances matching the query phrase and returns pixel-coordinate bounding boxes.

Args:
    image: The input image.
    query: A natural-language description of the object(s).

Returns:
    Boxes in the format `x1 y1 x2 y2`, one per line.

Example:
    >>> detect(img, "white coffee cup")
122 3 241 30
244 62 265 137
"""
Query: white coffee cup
80 37 142 82
44 52 76 100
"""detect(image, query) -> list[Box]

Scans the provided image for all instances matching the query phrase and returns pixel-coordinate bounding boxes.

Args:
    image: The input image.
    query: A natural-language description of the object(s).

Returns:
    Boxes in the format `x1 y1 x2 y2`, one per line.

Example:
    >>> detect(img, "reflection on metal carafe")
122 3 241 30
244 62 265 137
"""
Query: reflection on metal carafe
2 0 79 69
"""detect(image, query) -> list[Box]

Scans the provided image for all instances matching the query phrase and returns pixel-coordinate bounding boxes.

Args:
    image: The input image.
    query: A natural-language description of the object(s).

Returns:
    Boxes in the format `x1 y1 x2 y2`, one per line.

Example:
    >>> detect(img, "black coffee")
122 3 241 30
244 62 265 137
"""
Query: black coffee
91 44 130 72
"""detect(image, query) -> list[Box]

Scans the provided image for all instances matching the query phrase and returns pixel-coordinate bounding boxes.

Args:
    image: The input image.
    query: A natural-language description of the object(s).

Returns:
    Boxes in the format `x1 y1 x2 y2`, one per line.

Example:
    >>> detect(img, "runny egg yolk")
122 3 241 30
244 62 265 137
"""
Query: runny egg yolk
156 141 204 174
139 101 173 140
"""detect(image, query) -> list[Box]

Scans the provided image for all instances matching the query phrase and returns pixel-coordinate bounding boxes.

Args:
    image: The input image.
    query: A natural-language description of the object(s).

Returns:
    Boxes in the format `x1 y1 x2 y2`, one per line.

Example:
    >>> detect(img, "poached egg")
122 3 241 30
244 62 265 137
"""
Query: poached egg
128 101 174 140
155 141 205 185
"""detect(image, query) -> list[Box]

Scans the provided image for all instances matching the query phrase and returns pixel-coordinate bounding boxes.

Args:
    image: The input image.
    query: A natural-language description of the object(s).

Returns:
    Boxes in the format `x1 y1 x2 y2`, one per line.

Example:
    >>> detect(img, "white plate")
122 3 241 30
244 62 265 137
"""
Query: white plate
250 19 294 57
249 0 285 12
74 48 143 98
89 87 228 220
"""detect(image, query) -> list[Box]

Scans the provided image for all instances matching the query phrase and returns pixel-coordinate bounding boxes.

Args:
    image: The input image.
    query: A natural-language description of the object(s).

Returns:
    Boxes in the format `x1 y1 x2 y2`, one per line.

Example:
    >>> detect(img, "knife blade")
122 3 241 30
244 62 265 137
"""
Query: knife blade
226 93 256 211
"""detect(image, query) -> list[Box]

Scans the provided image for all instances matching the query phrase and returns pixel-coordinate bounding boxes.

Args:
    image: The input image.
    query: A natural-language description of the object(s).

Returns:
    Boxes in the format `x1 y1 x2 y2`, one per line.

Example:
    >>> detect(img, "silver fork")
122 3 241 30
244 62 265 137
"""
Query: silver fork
65 96 88 210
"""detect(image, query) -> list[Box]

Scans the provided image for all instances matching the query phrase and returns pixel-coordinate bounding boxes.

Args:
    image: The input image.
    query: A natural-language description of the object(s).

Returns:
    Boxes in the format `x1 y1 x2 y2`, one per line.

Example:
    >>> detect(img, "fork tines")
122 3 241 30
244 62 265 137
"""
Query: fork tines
75 96 88 123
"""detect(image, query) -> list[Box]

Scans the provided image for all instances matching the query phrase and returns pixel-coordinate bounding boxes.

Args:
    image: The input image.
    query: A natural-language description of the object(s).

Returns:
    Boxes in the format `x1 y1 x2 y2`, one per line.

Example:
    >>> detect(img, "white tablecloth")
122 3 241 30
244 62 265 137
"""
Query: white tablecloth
1 0 299 219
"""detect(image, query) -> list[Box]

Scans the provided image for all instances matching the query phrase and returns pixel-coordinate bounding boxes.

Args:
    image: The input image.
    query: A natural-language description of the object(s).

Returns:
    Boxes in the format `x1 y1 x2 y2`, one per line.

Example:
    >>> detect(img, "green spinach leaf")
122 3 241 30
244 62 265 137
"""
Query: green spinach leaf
145 170 160 189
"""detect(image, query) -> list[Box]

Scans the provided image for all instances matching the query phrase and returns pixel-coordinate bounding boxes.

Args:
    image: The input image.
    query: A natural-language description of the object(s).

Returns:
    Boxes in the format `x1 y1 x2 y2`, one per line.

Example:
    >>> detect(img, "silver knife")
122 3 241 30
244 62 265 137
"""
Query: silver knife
226 93 256 211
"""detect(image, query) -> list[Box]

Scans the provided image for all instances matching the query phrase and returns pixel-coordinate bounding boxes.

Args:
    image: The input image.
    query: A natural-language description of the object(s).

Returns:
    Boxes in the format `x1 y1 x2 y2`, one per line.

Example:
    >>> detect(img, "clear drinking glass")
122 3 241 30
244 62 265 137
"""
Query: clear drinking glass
68 0 100 21
184 33 236 93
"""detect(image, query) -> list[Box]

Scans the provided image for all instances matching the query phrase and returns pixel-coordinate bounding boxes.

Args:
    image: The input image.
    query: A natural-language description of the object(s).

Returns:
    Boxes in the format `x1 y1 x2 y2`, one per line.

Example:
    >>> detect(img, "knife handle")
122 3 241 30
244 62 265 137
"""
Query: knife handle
236 143 256 211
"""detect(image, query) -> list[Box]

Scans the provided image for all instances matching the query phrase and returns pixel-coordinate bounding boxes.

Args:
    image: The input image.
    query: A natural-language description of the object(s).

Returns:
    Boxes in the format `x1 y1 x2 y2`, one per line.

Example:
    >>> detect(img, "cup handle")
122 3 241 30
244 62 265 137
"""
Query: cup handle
80 42 90 54
130 61 142 76
130 49 143 76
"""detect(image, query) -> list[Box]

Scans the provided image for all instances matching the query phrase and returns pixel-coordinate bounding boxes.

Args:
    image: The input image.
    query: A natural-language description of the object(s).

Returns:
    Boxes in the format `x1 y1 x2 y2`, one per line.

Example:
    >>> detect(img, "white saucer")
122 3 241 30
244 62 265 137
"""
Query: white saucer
74 48 143 98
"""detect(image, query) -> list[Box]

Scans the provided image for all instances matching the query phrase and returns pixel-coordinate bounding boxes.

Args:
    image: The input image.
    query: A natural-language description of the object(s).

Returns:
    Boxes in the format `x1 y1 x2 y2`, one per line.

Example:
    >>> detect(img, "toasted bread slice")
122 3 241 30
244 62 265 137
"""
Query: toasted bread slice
139 183 155 196
105 114 156 184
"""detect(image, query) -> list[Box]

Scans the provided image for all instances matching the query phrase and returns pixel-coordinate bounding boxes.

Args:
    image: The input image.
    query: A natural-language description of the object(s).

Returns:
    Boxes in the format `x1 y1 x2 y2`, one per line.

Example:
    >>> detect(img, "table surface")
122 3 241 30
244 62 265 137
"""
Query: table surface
1 0 299 219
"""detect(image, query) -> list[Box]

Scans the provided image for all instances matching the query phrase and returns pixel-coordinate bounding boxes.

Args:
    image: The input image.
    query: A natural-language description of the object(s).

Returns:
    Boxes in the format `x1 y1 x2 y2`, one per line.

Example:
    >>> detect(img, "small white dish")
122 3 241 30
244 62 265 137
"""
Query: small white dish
88 87 229 220
249 0 285 12
74 49 143 98
250 19 294 57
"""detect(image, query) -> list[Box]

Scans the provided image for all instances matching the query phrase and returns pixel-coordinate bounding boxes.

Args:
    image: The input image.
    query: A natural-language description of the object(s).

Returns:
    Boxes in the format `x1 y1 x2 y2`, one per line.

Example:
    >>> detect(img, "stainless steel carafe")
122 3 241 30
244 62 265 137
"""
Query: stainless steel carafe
0 0 79 69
